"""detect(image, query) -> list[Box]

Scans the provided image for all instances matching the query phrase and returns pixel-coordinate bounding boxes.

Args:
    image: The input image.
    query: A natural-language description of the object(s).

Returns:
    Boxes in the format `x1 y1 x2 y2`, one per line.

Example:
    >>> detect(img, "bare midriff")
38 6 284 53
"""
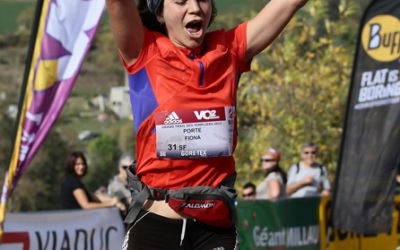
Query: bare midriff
143 200 189 219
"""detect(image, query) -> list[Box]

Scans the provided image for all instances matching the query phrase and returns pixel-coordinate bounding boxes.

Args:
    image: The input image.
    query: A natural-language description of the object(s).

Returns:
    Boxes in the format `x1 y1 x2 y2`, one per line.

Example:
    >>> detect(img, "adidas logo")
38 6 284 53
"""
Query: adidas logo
164 111 183 124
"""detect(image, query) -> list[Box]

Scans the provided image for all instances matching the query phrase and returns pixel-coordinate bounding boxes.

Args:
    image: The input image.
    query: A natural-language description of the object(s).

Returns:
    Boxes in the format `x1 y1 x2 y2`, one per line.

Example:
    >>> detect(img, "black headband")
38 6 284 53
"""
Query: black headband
147 0 162 15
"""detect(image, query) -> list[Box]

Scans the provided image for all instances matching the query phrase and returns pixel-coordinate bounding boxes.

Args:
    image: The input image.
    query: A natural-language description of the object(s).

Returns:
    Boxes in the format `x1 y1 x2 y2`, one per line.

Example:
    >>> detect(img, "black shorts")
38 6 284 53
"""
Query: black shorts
122 210 239 250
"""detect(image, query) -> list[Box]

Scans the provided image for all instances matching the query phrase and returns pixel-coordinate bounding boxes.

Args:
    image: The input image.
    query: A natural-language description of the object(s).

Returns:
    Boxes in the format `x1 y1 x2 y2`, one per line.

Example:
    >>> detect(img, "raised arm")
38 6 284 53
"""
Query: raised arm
106 0 144 65
245 0 308 61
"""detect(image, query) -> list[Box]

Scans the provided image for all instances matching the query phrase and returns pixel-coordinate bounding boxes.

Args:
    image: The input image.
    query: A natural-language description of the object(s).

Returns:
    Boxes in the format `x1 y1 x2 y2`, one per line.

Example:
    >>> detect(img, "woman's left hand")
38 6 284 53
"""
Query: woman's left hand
115 201 127 212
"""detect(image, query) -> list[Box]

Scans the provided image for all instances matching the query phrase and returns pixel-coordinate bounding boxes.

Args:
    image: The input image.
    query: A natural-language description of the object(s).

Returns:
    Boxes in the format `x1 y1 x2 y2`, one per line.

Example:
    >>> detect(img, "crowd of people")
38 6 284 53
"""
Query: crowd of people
242 142 331 201
59 142 329 249
60 141 331 216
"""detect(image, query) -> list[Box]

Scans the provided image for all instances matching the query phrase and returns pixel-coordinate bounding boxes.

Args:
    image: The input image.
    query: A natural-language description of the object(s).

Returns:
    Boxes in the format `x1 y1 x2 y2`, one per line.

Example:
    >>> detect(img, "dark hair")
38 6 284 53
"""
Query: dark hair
65 151 88 177
137 0 217 35
243 182 256 191
266 164 287 184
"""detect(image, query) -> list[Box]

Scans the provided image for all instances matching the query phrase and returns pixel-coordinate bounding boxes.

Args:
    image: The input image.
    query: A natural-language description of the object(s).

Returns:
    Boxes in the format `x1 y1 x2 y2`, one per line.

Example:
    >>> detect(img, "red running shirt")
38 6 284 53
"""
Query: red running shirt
123 22 250 189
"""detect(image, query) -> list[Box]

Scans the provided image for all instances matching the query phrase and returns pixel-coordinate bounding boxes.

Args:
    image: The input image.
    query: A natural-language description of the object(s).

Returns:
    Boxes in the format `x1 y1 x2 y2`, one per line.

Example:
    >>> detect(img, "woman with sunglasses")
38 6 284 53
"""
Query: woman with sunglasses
256 148 287 200
107 153 135 211
286 142 331 198
60 151 126 212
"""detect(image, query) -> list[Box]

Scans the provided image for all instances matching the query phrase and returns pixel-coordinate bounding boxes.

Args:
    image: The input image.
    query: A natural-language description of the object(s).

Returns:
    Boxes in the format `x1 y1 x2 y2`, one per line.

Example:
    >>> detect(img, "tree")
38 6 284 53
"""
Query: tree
117 123 136 156
85 135 120 192
8 128 70 211
233 0 358 189
106 121 136 157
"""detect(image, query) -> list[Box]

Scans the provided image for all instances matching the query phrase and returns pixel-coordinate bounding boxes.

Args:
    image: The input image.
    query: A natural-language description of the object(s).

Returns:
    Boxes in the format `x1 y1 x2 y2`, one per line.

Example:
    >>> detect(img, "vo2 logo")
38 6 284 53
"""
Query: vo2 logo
194 110 220 120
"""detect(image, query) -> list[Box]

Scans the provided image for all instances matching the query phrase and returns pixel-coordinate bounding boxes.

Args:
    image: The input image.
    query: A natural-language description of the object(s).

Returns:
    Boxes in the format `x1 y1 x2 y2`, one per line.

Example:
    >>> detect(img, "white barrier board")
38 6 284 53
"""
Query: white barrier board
0 208 125 250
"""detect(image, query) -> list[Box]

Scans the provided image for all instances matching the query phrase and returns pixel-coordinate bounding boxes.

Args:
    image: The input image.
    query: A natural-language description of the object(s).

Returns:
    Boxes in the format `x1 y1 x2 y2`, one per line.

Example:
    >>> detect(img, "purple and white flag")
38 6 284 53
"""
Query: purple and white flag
0 0 105 240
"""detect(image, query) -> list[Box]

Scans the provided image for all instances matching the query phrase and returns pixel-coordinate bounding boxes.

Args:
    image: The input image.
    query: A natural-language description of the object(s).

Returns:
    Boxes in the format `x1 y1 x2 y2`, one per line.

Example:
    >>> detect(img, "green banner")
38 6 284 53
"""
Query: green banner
237 197 321 250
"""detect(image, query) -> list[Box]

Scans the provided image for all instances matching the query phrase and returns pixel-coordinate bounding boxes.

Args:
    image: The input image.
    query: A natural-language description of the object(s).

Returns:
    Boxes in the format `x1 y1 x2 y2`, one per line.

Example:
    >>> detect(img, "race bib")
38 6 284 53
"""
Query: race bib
155 107 235 158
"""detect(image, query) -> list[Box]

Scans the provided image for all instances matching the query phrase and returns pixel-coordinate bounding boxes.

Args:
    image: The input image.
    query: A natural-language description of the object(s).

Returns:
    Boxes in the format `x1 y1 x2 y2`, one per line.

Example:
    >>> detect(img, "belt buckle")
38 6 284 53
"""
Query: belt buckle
151 188 168 200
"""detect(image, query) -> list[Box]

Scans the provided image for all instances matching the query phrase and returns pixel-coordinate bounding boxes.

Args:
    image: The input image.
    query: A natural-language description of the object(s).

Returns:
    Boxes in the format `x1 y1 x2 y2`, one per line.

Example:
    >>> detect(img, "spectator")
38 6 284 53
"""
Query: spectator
107 153 135 210
256 148 286 200
60 151 126 212
242 182 257 200
286 142 331 197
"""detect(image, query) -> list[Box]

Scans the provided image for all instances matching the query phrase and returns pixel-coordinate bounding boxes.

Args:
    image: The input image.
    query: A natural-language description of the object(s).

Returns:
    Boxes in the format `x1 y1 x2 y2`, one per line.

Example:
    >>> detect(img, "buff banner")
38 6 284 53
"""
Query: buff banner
0 0 105 241
332 0 400 234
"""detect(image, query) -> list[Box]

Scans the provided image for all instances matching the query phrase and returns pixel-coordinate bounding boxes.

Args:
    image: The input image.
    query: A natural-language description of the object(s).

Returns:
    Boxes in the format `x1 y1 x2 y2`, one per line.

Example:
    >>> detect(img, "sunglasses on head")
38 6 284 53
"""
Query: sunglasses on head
303 151 316 155
242 191 255 197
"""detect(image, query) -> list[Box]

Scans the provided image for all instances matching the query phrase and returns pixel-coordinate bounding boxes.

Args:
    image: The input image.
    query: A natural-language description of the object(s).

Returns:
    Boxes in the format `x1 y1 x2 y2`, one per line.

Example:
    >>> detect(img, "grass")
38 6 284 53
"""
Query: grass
0 1 36 35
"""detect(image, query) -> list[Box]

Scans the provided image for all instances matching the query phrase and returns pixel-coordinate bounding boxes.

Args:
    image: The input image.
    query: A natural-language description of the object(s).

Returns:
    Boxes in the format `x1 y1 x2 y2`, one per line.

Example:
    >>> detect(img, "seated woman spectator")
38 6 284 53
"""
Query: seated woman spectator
256 147 287 200
60 151 126 212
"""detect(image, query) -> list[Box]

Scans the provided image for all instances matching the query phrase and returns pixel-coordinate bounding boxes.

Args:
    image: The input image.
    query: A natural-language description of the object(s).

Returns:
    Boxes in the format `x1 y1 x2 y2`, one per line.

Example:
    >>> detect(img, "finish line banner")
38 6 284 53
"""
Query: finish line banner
332 0 400 234
0 208 125 250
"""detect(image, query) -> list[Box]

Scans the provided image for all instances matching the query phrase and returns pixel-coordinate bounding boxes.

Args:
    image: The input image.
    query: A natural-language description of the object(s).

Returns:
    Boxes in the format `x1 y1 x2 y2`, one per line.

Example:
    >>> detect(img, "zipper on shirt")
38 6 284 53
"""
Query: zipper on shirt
189 52 205 87
198 61 205 87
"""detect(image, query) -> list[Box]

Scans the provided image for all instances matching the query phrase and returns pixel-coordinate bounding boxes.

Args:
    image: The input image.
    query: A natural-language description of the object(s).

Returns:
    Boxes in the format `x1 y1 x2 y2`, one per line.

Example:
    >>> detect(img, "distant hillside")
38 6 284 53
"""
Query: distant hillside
0 1 36 34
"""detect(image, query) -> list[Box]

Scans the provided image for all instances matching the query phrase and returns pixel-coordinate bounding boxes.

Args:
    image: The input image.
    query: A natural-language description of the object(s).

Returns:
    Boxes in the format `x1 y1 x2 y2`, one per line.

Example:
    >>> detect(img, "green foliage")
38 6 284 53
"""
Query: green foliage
88 23 124 76
8 129 70 212
0 1 35 35
106 121 136 156
79 121 135 193
234 0 357 189
16 6 36 41
85 135 121 191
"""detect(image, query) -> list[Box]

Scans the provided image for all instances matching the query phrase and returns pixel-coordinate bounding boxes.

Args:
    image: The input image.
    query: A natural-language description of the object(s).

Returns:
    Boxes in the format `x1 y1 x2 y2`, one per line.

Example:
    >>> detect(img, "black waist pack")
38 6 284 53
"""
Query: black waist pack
124 165 238 228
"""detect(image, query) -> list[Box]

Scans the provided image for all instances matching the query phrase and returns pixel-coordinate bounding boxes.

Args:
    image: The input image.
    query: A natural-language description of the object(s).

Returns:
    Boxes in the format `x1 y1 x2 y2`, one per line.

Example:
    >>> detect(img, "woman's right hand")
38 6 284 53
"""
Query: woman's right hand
110 196 119 204
301 175 314 186
110 197 126 212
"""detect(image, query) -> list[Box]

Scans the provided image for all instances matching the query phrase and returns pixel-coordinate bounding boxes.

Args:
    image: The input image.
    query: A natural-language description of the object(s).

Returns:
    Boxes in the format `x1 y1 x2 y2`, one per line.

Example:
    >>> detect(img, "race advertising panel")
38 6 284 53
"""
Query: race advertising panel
237 197 321 250
0 208 125 250
332 0 400 234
